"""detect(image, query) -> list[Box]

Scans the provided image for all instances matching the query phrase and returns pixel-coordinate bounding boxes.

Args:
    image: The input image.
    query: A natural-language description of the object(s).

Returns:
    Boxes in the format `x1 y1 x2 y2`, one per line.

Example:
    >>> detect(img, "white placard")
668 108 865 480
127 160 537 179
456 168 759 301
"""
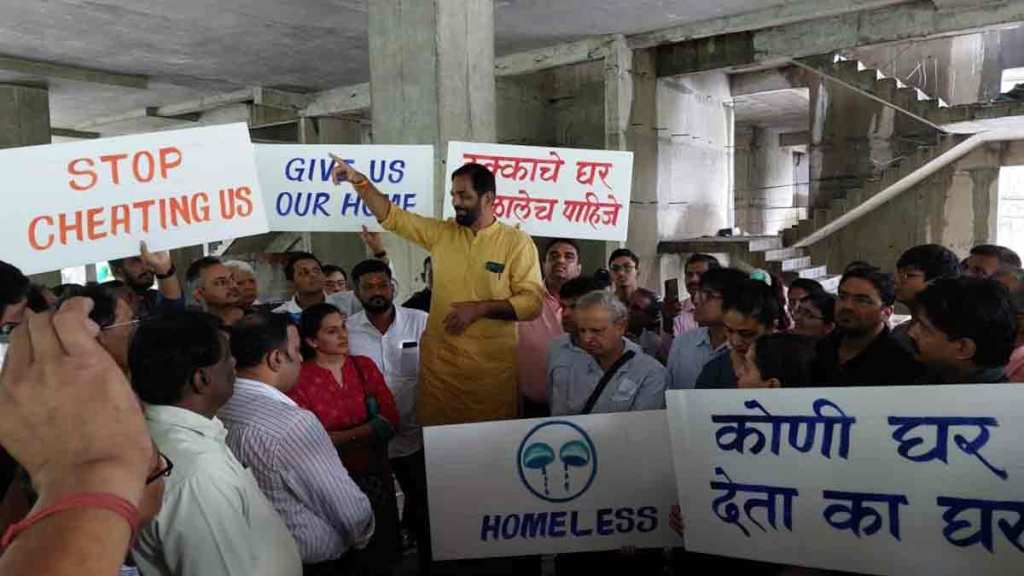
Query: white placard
666 386 1024 576
425 411 678 560
1 123 268 275
444 142 633 241
256 144 434 232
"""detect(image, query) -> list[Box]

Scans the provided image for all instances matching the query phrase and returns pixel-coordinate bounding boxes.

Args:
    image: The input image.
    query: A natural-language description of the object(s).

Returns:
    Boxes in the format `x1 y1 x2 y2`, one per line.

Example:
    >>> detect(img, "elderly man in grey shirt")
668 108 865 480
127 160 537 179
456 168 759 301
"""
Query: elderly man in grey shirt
547 290 667 415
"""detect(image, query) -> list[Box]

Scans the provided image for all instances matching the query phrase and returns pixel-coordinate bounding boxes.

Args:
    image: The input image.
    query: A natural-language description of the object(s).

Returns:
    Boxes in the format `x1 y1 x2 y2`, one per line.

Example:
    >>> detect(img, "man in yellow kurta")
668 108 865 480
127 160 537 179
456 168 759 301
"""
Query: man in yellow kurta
331 156 544 425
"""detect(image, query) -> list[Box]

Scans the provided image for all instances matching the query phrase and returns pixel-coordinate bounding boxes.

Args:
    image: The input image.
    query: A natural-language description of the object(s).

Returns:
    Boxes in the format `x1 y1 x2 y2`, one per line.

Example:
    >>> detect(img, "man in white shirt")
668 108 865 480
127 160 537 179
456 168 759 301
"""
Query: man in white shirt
344 259 430 567
128 310 302 576
273 252 362 318
219 312 375 574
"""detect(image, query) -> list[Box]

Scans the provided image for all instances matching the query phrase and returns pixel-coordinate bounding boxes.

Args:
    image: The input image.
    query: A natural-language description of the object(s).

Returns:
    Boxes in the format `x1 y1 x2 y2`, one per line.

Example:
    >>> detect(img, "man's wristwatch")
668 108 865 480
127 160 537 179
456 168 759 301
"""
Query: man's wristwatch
155 265 176 280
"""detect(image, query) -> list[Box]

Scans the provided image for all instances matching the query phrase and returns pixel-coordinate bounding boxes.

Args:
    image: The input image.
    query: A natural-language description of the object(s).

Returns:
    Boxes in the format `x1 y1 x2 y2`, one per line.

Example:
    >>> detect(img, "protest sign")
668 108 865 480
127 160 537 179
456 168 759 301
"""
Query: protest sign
444 142 633 241
425 411 677 560
256 144 434 232
1 123 268 275
666 386 1024 576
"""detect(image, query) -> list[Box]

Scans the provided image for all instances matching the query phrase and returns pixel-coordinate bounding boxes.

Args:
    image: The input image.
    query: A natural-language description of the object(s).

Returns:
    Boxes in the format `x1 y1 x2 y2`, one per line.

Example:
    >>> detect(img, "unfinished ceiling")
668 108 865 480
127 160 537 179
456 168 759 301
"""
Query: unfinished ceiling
733 88 810 132
0 0 845 129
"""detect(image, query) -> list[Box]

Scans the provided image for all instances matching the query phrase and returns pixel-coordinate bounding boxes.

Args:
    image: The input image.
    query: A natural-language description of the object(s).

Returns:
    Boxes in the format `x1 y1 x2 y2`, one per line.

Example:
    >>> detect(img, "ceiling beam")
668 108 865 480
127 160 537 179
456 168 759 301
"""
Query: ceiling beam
493 36 613 77
51 127 100 139
629 0 914 49
302 82 370 116
657 0 1024 76
755 1 1024 60
77 107 199 130
155 88 255 117
0 54 148 89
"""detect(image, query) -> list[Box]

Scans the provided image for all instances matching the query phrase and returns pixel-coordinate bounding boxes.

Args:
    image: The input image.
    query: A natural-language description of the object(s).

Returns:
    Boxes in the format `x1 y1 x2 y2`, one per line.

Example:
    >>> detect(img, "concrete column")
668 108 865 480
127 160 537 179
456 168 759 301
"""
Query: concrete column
0 84 50 149
606 40 661 289
368 0 496 298
0 84 57 284
970 166 1000 245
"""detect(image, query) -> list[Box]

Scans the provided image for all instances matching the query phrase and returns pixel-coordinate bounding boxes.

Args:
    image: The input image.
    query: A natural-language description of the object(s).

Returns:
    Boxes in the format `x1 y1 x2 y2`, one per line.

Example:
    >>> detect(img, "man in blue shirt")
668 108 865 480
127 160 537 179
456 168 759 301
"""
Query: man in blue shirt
667 268 747 390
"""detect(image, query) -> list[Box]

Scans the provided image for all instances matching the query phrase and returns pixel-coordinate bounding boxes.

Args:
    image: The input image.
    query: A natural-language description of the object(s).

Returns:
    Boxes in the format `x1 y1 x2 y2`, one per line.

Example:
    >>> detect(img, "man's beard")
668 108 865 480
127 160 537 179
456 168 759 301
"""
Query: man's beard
363 296 392 314
129 273 154 290
455 206 480 227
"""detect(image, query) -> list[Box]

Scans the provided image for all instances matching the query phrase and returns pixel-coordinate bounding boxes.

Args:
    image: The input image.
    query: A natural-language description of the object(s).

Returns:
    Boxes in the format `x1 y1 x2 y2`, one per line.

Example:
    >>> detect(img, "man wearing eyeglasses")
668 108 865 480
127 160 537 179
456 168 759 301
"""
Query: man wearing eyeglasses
608 248 641 304
666 268 749 390
812 267 923 387
129 310 302 576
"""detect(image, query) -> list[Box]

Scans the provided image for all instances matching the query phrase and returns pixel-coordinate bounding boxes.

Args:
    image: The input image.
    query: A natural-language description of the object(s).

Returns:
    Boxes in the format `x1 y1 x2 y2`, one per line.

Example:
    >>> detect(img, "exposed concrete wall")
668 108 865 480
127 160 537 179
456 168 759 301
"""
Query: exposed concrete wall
657 71 733 239
734 124 808 235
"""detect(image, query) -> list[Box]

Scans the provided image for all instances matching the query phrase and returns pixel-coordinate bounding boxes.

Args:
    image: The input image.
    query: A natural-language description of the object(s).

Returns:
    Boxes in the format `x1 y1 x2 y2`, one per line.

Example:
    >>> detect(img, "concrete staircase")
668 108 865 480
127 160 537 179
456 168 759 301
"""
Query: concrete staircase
780 132 967 249
657 236 842 293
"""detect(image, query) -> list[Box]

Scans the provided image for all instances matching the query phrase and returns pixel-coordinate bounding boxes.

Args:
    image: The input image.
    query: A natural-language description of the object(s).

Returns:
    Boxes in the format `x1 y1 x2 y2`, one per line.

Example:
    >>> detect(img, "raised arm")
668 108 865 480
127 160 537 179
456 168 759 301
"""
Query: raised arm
330 154 391 222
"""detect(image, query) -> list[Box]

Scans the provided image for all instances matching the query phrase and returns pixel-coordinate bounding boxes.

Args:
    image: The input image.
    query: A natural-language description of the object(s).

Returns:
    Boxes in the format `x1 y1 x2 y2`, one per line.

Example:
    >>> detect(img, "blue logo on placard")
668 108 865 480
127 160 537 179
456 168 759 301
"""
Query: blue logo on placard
516 420 597 503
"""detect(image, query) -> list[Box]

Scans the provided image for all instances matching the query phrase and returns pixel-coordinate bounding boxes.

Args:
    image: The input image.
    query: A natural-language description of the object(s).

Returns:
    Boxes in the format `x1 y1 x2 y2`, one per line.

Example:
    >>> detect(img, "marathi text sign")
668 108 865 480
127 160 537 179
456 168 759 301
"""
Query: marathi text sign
444 142 633 241
666 386 1024 576
2 123 267 275
425 412 677 560
256 144 434 232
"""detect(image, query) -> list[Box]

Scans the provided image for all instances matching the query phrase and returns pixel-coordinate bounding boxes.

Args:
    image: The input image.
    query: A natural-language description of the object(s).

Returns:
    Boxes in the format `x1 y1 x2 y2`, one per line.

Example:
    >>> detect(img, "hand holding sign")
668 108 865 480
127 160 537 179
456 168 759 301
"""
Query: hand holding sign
139 241 172 276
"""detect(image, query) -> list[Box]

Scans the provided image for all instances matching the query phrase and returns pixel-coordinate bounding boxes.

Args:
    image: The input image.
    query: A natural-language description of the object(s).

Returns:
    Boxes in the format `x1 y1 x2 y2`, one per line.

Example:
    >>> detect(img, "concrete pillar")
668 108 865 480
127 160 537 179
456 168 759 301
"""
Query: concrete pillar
604 38 663 289
970 167 1000 245
368 0 496 298
0 84 50 149
0 84 57 284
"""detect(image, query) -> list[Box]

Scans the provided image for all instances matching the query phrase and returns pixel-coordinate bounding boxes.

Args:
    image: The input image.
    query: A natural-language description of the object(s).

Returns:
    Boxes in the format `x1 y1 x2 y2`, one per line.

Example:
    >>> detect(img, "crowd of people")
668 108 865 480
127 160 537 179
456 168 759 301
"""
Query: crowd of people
0 158 1021 576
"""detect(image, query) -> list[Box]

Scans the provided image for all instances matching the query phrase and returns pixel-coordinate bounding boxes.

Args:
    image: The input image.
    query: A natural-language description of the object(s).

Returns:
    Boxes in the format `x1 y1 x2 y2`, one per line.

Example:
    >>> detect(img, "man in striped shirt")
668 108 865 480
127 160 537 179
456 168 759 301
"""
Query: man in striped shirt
219 312 375 575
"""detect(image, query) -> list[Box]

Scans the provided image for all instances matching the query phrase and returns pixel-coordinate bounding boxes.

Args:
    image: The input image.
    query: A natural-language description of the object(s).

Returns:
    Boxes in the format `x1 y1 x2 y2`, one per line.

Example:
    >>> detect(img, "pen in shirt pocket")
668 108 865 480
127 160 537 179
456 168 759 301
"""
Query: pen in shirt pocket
485 261 505 280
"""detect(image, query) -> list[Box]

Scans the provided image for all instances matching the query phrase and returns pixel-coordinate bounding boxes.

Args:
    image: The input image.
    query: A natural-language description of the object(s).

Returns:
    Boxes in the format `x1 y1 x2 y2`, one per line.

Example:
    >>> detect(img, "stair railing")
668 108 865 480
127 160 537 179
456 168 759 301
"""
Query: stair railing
794 128 1024 249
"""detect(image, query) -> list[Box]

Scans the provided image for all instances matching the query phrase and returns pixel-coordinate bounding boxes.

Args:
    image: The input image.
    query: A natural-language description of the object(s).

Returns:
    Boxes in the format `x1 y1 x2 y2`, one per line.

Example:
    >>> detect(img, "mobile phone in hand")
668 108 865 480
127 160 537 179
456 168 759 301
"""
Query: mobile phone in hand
664 278 680 302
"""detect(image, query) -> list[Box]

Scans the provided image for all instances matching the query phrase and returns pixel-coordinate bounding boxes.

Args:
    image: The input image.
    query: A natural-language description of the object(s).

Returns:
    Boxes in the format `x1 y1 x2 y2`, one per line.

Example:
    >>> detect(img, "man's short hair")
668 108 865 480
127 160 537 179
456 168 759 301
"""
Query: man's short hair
789 278 825 296
843 260 874 274
230 312 291 370
129 310 225 405
897 244 961 281
803 291 837 325
753 333 819 388
0 260 29 317
544 238 580 258
685 253 721 270
451 163 496 197
631 287 661 318
64 283 121 329
839 266 897 307
560 276 606 300
107 257 129 273
575 290 628 324
322 264 346 278
186 256 223 285
971 244 1022 269
698 267 749 299
223 260 255 276
723 279 783 329
916 277 1016 368
350 259 391 289
284 252 321 282
608 248 639 267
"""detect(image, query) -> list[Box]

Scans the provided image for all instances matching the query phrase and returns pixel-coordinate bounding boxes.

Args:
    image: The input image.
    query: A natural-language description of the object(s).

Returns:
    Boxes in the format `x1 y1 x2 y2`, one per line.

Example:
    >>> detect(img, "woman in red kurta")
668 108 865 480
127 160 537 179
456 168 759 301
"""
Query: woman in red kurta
290 302 401 574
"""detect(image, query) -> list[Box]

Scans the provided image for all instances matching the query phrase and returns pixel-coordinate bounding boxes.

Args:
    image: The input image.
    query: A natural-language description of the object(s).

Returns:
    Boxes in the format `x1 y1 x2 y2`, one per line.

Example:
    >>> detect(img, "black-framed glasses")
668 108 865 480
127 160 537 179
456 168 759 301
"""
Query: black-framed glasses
609 264 636 273
146 451 174 485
